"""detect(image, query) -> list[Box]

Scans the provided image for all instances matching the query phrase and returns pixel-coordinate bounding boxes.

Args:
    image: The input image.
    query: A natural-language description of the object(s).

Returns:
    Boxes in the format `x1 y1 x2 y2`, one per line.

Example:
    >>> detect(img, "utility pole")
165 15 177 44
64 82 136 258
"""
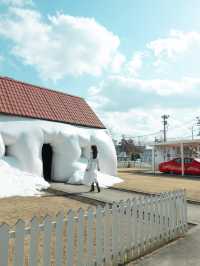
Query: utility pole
161 115 169 142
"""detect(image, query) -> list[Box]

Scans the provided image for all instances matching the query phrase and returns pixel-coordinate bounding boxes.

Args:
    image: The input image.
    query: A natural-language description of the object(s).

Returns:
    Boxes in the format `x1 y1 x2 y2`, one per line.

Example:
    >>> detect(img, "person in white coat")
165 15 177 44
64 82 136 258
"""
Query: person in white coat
86 145 101 192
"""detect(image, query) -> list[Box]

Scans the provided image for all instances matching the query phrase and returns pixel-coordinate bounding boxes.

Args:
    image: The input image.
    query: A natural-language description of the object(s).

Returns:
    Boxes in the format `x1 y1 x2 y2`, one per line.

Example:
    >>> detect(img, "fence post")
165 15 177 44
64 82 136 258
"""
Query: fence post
0 223 9 266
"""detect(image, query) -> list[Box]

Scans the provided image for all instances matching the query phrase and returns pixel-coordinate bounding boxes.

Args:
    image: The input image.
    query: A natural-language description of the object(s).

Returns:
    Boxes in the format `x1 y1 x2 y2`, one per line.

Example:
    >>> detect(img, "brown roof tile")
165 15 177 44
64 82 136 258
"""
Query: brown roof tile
0 76 105 128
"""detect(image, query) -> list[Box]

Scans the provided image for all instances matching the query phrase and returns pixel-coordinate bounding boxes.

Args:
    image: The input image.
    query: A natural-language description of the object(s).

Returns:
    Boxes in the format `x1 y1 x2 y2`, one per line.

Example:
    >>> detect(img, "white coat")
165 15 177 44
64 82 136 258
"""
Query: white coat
85 156 100 184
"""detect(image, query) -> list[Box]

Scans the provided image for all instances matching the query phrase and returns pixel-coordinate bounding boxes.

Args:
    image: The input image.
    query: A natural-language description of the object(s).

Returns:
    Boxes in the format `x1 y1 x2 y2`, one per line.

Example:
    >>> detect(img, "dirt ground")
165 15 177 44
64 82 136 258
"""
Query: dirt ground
0 195 93 226
116 168 200 201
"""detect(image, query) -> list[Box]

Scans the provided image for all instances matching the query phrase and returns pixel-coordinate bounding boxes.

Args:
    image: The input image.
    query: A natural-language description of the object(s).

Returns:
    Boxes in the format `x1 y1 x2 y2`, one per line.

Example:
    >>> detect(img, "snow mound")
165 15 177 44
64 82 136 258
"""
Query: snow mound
68 160 123 187
97 172 123 188
0 160 49 198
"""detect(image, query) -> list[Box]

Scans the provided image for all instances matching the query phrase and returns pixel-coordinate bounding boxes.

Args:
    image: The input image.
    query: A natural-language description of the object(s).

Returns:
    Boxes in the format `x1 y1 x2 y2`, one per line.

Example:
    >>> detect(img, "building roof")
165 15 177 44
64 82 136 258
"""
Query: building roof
152 139 200 147
0 76 105 129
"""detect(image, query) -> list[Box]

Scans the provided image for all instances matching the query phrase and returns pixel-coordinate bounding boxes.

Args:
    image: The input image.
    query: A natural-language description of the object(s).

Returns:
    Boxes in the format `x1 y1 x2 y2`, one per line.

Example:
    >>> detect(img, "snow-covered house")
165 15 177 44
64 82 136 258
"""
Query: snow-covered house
0 76 118 190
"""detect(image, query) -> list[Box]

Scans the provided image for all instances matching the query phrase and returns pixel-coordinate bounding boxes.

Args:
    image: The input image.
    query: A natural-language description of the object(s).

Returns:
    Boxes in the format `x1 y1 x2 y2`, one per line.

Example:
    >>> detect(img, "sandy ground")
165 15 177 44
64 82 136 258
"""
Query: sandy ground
0 195 93 226
116 168 200 201
0 195 95 265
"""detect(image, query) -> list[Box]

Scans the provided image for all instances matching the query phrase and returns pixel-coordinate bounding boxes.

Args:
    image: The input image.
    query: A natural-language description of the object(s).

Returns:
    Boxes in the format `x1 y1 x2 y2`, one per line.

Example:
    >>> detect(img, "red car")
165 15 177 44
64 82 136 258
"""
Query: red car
159 158 200 175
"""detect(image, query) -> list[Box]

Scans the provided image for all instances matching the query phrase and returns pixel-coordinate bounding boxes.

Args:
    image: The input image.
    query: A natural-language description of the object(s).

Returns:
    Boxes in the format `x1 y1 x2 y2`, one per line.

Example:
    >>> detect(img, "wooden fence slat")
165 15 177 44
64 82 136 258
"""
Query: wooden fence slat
77 208 84 266
138 197 143 256
55 212 64 266
87 207 94 266
112 202 118 260
174 191 179 236
146 198 152 250
124 200 129 252
157 197 162 244
143 197 148 254
183 189 188 232
29 216 39 266
104 204 111 264
133 198 139 257
14 219 25 266
0 223 9 266
66 210 74 266
149 196 154 248
118 201 124 253
131 199 136 251
169 192 175 240
180 190 185 234
152 198 157 243
120 201 127 264
120 201 127 256
126 200 132 251
159 194 165 243
96 205 103 265
43 215 52 266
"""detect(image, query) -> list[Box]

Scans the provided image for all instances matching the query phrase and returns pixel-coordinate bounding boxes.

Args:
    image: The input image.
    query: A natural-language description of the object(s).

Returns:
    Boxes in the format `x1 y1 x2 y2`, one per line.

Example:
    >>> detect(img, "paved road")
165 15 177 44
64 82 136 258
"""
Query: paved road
50 183 140 204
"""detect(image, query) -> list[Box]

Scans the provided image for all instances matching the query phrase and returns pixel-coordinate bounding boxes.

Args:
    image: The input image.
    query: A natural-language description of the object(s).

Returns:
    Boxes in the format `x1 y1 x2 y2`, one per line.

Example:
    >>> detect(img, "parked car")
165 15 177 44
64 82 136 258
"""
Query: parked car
159 158 200 175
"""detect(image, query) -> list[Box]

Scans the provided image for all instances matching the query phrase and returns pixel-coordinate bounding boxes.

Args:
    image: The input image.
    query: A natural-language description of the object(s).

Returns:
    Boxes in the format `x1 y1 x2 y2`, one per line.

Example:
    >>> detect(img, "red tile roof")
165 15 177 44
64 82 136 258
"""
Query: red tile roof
0 76 105 128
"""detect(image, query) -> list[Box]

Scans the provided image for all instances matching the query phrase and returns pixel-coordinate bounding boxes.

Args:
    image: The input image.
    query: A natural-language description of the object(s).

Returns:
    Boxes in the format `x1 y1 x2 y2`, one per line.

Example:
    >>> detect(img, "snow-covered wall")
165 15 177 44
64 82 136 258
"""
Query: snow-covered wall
0 116 117 184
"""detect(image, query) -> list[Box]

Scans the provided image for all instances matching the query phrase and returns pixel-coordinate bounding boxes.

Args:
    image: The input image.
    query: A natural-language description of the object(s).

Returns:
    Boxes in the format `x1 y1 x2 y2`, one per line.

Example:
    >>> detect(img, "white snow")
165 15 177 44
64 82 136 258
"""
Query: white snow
0 117 122 197
0 160 49 197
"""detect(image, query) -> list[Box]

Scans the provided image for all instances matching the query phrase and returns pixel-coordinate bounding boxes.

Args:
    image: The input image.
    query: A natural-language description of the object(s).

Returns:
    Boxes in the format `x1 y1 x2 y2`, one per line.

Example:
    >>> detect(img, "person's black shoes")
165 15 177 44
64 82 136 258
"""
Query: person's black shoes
89 183 100 192
96 183 101 193
89 183 95 192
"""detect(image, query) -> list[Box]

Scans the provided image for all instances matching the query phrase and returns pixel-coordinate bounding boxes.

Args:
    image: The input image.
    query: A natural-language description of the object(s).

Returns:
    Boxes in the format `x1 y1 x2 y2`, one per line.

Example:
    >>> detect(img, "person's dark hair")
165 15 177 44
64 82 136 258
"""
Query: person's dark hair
91 145 98 159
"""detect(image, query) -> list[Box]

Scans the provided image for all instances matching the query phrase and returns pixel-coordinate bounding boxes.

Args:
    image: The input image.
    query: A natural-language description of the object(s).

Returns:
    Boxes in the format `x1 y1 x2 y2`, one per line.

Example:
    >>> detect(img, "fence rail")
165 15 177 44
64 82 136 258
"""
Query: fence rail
117 160 151 168
0 190 187 266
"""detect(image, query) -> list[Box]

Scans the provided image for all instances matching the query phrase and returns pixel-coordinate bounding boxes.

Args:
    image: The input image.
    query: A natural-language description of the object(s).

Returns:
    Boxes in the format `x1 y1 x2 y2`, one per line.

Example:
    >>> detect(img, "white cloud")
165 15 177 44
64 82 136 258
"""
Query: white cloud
110 52 125 73
87 74 200 139
0 8 122 80
87 84 111 109
0 0 33 6
97 106 200 141
126 52 144 76
102 75 200 96
147 30 200 59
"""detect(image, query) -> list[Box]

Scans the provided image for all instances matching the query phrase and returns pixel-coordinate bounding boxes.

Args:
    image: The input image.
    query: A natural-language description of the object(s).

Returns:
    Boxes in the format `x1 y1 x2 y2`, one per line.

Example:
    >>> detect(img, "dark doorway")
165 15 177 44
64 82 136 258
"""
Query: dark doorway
42 144 53 182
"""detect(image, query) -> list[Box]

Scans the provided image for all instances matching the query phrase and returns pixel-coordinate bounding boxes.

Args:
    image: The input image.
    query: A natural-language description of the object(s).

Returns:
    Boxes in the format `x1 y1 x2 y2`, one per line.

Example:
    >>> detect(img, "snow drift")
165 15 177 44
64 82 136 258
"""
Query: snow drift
0 117 122 197
0 160 49 197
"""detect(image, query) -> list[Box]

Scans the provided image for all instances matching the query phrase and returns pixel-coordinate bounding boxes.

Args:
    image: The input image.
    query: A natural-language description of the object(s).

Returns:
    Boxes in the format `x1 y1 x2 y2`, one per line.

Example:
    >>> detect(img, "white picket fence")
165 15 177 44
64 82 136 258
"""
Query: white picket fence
0 190 187 266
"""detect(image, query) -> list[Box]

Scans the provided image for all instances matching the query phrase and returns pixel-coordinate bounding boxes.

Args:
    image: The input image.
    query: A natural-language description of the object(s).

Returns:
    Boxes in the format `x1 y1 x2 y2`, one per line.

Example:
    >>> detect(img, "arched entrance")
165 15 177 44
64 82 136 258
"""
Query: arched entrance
42 144 53 182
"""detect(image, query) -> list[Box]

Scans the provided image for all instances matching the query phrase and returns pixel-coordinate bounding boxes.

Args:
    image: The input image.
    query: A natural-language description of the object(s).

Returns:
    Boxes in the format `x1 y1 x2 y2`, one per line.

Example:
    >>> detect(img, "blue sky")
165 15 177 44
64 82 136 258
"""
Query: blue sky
0 0 200 142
